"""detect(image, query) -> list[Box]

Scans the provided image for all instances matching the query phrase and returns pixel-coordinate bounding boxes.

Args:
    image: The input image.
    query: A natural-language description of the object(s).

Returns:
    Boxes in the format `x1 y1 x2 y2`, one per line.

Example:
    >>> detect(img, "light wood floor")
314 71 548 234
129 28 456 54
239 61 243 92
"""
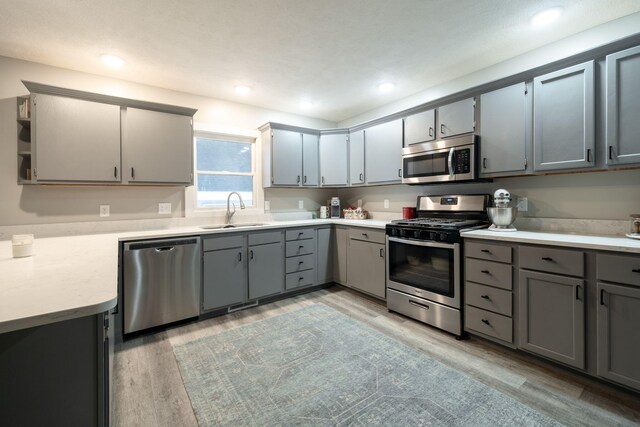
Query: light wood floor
113 286 640 426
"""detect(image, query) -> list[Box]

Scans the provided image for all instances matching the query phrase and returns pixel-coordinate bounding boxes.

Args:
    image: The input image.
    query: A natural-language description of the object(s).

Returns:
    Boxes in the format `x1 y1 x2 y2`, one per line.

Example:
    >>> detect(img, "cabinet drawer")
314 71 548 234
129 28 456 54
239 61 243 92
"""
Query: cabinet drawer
285 228 315 241
520 246 584 277
465 241 512 263
465 258 512 290
203 235 244 251
349 228 385 244
465 305 513 343
466 282 512 316
286 238 316 257
597 253 640 287
248 231 282 246
285 269 315 290
285 254 315 274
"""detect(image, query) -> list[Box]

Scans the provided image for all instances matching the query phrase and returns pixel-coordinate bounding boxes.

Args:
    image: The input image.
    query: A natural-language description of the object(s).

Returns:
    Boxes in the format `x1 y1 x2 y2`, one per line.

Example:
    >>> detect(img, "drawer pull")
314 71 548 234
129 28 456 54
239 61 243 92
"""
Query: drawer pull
481 270 491 275
409 300 430 310
541 257 554 262
298 260 304 264
480 249 491 254
632 269 640 273
480 295 491 300
362 233 368 237
299 245 304 249
298 277 304 281
481 319 491 326
298 232 304 236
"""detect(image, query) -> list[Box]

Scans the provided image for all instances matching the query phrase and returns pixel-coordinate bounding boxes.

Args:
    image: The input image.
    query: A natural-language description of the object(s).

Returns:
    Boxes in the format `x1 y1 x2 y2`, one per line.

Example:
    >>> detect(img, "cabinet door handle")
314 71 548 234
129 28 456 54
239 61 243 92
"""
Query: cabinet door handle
398 168 402 178
296 175 301 184
481 319 491 326
575 285 581 301
379 248 384 258
250 250 254 260
131 167 135 180
321 176 325 185
238 252 242 262
440 124 445 135
541 257 553 262
428 127 434 137
480 249 491 254
632 269 640 273
482 158 487 169
480 295 491 300
359 173 364 182
609 146 613 160
587 149 592 163
304 175 307 184
600 289 605 305
481 270 491 275
114 166 118 178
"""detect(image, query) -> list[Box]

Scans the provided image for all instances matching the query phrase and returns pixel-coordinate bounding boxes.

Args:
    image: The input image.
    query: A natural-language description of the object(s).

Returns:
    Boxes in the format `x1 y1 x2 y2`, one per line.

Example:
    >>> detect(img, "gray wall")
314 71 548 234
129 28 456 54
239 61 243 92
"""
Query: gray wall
338 169 640 221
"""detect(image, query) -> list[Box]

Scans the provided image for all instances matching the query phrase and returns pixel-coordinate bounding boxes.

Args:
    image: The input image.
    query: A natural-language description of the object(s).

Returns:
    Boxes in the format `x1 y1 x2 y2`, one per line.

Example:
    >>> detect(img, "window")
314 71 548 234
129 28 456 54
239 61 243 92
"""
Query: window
194 134 255 208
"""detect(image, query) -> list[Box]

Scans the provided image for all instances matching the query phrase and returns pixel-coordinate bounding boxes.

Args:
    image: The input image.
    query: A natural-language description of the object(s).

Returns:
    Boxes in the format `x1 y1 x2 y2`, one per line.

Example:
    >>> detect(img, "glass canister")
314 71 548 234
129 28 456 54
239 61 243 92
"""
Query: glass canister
630 214 640 235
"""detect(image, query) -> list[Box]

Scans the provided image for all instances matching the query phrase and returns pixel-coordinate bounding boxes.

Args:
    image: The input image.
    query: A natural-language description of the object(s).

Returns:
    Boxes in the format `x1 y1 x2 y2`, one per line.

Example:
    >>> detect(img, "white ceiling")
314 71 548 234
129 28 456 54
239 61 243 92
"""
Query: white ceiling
1 0 639 122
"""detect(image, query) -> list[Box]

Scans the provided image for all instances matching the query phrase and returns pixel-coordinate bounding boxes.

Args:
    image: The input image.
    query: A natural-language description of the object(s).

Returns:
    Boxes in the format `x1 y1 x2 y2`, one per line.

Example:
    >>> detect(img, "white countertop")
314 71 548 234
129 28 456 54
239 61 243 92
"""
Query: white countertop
0 219 389 334
461 229 640 254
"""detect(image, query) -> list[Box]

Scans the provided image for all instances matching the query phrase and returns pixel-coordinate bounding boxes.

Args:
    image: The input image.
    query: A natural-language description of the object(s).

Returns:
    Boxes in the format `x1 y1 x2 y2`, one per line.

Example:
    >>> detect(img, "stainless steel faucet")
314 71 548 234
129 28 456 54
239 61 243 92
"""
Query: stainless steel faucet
225 192 246 224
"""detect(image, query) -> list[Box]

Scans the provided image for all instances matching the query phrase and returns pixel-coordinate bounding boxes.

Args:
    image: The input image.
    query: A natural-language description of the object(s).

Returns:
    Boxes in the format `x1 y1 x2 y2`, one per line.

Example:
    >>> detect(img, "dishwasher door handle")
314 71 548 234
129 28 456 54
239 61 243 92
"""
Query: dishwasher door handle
155 246 175 252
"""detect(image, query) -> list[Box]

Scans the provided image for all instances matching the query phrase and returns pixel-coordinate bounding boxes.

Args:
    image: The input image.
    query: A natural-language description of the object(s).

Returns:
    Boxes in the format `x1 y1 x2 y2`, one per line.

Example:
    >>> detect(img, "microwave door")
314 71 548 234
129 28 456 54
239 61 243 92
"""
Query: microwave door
403 146 455 184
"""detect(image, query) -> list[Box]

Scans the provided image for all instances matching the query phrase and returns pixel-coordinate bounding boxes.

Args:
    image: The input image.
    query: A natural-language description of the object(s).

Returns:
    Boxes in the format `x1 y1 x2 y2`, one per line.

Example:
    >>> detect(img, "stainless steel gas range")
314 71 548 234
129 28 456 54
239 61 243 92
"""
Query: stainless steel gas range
385 194 490 338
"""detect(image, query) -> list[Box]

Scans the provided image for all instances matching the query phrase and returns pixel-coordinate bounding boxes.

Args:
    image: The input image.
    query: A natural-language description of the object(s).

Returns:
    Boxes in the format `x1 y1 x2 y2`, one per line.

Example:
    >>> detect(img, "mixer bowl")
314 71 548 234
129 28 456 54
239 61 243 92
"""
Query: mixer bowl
487 207 518 228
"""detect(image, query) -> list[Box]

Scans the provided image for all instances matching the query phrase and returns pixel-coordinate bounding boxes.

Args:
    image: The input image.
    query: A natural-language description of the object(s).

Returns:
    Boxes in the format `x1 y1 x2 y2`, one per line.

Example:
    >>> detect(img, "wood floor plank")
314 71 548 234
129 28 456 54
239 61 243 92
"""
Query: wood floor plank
113 285 640 426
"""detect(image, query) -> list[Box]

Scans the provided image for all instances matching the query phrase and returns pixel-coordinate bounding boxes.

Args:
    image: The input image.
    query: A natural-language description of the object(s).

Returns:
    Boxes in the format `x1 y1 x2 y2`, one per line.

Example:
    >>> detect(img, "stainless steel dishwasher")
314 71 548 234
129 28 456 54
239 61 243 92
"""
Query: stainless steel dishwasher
123 237 201 335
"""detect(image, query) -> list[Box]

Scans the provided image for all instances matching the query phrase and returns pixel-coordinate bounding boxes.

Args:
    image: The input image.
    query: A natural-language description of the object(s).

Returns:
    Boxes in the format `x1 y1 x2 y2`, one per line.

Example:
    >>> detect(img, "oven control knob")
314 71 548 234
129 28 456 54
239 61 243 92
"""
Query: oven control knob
414 230 422 239
429 232 437 240
439 232 447 241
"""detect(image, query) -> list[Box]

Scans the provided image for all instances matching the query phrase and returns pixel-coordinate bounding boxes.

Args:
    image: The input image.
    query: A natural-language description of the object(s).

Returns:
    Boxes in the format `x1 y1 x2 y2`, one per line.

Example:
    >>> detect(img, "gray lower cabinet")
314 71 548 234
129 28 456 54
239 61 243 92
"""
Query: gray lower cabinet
349 130 365 185
316 227 333 284
347 235 386 299
437 97 475 139
203 246 246 310
0 312 111 426
249 241 284 299
403 109 435 145
284 228 316 290
364 119 403 184
533 61 595 171
518 269 585 369
606 45 640 166
319 132 348 186
479 82 529 176
123 108 193 184
33 93 121 183
333 226 349 284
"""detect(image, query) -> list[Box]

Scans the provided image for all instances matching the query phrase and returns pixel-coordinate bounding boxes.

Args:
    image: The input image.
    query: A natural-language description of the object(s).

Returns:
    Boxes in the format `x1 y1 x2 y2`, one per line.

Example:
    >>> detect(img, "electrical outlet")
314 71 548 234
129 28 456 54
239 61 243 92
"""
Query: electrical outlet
384 199 389 209
517 197 528 212
99 205 110 217
158 203 172 214
298 200 304 209
264 201 270 211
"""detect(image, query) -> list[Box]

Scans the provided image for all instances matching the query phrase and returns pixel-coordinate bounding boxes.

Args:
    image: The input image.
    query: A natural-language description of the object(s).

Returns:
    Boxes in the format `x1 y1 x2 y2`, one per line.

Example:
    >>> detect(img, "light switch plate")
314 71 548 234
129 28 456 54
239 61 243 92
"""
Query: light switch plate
298 200 304 209
264 201 270 211
99 205 110 217
384 199 390 209
158 203 172 214
517 197 528 212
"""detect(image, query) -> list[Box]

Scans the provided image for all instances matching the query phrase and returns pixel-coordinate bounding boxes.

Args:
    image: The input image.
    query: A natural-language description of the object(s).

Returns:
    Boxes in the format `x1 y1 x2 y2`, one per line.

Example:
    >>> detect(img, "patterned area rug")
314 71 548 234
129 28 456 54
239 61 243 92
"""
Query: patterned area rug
173 303 562 426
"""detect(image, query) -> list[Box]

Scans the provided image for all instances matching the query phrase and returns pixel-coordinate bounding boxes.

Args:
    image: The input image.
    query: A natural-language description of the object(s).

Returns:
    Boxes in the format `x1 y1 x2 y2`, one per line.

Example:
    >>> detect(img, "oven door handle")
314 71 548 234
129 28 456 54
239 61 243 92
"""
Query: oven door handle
448 147 455 178
388 237 456 249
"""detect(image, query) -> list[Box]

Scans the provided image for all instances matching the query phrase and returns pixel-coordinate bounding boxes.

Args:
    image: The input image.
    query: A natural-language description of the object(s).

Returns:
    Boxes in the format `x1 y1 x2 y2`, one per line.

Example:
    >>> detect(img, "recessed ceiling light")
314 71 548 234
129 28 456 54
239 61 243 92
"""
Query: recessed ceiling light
531 7 563 27
235 85 252 95
299 100 313 109
100 54 125 69
378 83 395 93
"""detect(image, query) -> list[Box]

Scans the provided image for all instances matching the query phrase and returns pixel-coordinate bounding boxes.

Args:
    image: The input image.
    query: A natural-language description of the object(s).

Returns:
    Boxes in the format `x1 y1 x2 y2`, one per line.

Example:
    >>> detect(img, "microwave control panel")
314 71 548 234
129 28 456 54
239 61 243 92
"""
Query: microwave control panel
455 149 471 174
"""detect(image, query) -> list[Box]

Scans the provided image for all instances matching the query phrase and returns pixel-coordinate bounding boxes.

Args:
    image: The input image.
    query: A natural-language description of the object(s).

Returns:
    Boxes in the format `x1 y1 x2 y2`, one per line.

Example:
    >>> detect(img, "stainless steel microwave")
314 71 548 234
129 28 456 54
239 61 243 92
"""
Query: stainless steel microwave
402 134 477 184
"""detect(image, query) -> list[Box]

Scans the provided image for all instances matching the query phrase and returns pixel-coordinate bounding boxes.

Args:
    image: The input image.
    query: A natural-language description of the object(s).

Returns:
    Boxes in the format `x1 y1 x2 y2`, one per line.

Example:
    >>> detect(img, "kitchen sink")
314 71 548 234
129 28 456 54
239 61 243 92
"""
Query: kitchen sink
200 223 267 230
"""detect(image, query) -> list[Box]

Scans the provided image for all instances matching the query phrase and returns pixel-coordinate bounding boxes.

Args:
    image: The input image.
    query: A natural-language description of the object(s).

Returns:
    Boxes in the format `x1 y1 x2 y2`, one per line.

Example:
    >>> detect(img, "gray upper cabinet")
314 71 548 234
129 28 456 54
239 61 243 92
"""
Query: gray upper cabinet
437 97 475 139
248 241 284 299
271 128 303 186
403 109 436 146
364 119 403 184
124 108 193 184
302 133 319 186
533 61 595 171
518 269 585 369
349 130 365 186
33 94 121 183
479 82 529 176
319 132 348 186
606 45 640 166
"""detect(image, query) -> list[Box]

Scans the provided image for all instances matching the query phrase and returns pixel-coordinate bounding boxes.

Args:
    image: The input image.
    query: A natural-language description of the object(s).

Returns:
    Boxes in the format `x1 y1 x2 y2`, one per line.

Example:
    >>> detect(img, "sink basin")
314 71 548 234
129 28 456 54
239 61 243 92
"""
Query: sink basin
200 223 267 230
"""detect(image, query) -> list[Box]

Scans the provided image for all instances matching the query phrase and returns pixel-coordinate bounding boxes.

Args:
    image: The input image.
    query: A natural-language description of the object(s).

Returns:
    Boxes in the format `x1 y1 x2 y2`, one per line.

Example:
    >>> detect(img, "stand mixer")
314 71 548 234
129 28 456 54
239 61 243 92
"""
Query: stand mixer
487 189 518 232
